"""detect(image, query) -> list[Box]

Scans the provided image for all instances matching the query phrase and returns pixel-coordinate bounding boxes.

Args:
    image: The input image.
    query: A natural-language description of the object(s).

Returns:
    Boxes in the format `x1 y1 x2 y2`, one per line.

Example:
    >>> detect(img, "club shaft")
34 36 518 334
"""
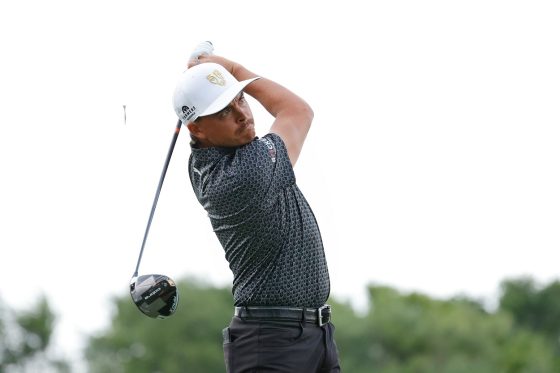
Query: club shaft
133 119 182 277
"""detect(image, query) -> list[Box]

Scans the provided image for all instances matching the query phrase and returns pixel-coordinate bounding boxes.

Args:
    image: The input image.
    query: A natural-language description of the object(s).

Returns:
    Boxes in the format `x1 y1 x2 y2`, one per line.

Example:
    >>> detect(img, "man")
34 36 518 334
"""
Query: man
172 53 341 372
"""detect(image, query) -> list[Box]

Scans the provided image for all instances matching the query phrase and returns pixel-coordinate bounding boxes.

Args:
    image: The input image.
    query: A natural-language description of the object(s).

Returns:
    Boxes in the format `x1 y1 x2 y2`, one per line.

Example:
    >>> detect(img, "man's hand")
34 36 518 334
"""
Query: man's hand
187 41 214 68
186 45 313 167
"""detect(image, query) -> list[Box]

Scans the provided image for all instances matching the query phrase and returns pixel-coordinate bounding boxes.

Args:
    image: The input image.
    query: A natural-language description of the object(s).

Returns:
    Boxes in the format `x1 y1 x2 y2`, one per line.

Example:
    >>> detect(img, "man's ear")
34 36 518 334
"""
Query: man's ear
187 121 205 139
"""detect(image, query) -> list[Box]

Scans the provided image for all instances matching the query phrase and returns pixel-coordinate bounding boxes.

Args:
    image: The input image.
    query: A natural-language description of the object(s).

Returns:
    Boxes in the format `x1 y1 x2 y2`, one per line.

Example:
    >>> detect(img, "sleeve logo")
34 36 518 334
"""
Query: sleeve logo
258 137 277 163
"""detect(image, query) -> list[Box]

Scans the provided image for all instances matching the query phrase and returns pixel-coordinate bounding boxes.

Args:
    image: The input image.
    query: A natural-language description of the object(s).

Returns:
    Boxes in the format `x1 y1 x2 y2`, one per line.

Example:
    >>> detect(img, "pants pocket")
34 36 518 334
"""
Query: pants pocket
222 327 232 344
258 323 304 347
222 327 233 373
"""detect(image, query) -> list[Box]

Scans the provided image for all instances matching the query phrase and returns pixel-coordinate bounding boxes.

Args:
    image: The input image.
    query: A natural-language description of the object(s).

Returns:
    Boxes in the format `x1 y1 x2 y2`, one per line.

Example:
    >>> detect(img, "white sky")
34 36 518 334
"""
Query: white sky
1 0 559 370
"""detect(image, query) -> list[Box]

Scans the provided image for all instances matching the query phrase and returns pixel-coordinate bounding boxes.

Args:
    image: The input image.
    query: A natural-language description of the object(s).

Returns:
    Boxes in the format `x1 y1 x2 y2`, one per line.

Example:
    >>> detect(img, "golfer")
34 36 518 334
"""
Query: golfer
173 53 341 372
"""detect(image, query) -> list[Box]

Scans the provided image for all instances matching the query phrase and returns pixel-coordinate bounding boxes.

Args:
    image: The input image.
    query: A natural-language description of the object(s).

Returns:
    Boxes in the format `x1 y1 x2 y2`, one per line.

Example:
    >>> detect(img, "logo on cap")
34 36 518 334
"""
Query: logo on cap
182 105 196 120
207 70 226 86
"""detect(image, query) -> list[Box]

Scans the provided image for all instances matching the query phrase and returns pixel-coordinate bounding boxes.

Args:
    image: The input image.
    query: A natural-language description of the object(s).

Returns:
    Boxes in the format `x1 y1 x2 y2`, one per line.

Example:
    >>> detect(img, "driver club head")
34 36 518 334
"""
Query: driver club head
130 274 179 319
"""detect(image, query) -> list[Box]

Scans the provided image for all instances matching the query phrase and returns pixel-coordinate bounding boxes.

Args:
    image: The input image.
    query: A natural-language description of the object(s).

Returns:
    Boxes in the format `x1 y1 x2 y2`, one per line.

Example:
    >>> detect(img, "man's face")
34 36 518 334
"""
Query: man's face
191 92 256 148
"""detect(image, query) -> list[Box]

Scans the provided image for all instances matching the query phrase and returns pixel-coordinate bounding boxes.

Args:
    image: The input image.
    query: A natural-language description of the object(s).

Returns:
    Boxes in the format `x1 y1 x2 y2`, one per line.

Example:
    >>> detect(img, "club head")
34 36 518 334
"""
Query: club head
130 274 179 319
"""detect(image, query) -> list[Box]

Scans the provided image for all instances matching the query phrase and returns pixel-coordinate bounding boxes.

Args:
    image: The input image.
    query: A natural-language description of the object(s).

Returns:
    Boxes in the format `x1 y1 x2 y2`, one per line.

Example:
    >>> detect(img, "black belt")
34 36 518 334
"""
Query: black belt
234 305 331 326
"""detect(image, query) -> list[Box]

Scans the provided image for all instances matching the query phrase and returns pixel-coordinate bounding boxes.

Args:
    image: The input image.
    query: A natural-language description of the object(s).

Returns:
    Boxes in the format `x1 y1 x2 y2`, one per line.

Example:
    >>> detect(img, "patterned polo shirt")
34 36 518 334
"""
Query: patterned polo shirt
188 133 330 308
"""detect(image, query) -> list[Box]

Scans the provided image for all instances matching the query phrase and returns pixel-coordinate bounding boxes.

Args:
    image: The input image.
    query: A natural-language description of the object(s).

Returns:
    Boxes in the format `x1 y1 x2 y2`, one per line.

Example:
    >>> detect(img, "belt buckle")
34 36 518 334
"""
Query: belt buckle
317 305 331 326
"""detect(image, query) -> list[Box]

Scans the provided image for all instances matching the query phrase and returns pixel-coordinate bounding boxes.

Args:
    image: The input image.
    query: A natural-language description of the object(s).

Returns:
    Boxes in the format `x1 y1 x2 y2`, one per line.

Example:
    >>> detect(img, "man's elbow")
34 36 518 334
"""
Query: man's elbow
299 102 314 126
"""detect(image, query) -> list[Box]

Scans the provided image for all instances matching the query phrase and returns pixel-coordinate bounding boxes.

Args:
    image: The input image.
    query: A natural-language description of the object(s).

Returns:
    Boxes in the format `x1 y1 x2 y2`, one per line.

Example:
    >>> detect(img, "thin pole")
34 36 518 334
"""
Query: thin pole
133 119 183 278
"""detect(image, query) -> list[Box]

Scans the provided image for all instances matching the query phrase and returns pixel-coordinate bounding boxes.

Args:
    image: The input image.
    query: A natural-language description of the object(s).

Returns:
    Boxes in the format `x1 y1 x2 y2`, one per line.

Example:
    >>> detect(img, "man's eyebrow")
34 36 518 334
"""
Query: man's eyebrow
215 93 244 115
216 105 231 115
232 92 243 102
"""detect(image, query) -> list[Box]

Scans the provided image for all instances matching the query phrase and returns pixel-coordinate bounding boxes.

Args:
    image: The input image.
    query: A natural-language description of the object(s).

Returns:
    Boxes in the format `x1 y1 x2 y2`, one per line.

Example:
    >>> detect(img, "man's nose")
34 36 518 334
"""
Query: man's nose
233 103 249 123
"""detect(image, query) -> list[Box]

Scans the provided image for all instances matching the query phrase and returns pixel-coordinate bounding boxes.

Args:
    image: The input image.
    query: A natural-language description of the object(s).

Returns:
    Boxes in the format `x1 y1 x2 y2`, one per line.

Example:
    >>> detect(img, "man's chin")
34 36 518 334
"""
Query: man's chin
242 128 256 142
239 135 256 147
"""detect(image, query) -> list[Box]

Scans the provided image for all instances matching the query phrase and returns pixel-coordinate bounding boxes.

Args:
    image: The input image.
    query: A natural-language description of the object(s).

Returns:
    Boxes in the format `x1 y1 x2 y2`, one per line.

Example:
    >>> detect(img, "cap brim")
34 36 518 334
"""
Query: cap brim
199 77 260 117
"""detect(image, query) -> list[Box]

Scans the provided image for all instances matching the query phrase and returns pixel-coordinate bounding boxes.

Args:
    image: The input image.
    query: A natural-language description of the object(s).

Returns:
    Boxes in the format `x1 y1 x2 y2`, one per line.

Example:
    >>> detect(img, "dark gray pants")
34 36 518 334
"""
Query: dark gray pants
223 316 341 372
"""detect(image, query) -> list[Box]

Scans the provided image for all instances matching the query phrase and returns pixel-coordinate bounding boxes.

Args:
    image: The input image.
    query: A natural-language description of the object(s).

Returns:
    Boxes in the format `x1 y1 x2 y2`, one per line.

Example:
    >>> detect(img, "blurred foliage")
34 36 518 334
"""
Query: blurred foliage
84 276 560 372
86 278 233 373
5 277 559 372
334 286 557 373
499 276 560 365
500 277 560 341
0 295 70 372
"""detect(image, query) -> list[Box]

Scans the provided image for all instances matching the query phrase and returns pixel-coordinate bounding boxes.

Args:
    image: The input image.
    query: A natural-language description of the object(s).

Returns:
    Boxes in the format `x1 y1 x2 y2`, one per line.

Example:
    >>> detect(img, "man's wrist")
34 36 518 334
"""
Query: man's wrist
230 63 257 82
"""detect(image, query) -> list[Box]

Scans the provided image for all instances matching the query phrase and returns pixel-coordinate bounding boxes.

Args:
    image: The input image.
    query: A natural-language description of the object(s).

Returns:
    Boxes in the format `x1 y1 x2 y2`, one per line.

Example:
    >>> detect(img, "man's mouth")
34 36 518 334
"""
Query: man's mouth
238 121 254 133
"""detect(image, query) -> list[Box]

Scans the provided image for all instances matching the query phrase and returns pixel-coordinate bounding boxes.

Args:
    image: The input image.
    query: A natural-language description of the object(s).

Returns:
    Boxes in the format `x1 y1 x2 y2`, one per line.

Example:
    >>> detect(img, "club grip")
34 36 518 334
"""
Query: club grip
189 41 214 64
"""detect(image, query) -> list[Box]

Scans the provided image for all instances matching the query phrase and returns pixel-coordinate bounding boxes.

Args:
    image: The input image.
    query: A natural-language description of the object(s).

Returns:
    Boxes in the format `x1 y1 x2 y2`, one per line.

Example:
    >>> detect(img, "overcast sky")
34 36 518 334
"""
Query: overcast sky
1 0 559 369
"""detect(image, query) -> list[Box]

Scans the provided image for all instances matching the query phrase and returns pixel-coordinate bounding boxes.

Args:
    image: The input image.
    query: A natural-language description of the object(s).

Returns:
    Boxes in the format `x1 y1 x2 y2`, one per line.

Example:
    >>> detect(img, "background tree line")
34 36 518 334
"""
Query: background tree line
2 276 560 372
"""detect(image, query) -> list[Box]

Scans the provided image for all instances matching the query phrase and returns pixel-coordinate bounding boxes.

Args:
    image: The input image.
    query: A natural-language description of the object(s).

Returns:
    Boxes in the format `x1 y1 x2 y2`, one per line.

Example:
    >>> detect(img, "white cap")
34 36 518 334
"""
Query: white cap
172 62 259 124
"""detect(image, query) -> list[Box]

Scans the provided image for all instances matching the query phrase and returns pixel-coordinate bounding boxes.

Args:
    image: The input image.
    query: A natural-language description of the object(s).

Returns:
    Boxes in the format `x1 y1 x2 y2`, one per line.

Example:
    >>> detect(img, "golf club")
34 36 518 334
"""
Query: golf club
130 119 182 319
129 41 214 319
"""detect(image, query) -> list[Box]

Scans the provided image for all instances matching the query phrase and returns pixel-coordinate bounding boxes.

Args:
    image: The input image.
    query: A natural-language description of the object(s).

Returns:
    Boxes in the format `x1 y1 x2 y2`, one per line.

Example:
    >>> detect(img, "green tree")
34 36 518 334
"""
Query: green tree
86 278 234 373
499 276 560 371
500 277 560 342
334 285 558 373
0 295 70 372
85 278 560 373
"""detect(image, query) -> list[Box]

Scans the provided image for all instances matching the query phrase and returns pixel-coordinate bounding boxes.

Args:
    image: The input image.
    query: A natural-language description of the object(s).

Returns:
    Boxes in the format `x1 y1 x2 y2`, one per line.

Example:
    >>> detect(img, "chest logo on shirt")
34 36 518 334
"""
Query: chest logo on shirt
259 138 277 163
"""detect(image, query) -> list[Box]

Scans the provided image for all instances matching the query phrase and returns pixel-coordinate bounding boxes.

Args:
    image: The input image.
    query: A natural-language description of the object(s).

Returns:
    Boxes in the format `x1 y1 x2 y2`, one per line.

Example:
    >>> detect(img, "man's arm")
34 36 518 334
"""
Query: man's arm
195 55 314 166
